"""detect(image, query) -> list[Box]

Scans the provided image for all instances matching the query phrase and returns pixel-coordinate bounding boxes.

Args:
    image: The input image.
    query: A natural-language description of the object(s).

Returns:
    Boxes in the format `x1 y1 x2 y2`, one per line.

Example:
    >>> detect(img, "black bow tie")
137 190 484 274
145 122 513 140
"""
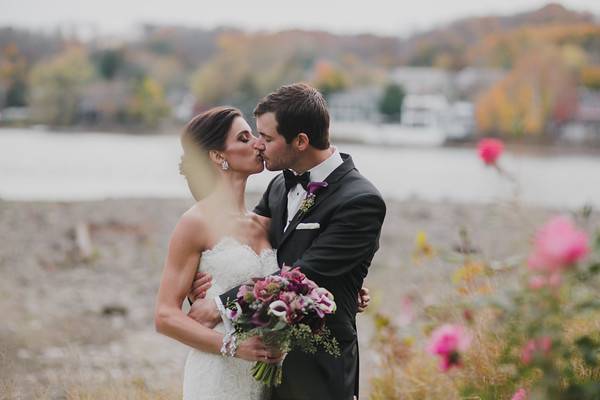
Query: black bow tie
283 169 310 192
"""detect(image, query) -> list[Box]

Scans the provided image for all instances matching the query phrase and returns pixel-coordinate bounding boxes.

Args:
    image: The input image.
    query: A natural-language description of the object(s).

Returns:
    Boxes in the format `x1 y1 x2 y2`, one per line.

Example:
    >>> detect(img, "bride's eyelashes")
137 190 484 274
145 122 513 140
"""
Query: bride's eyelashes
237 131 251 143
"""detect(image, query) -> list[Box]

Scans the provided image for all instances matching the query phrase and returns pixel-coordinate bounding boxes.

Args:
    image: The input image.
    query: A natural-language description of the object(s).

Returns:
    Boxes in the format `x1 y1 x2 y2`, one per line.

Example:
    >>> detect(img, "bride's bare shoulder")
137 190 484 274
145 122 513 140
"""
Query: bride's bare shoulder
171 203 210 248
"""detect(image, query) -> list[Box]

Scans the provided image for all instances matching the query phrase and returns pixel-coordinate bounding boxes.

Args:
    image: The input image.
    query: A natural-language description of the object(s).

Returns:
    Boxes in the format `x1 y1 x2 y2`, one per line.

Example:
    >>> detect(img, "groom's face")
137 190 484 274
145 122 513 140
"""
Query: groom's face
255 112 298 171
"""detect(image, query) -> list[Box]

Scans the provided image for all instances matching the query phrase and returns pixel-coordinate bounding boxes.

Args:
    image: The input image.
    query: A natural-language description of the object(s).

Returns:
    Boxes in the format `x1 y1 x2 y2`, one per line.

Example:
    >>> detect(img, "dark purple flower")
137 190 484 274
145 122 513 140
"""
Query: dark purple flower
250 305 271 327
307 181 328 195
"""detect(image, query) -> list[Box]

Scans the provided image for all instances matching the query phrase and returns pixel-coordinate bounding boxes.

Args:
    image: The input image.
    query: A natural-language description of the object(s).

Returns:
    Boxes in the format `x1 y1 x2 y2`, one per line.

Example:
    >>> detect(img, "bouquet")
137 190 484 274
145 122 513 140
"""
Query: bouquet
225 266 341 386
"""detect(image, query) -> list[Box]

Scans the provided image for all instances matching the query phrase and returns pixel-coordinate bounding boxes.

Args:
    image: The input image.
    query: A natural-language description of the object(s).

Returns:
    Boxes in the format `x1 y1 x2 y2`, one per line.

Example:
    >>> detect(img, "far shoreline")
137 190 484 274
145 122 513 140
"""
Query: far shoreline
2 126 600 157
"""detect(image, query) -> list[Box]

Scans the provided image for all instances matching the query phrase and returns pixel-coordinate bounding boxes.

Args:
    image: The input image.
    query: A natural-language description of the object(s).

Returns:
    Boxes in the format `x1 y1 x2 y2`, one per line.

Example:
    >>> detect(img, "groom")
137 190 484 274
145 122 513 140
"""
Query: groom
191 83 386 400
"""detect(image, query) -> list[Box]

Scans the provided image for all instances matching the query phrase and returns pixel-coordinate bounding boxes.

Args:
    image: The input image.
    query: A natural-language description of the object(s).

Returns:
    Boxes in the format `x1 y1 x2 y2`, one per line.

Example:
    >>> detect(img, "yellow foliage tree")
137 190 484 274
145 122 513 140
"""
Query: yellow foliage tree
29 46 93 125
127 77 170 128
311 60 348 97
580 66 600 90
0 43 28 107
475 45 577 137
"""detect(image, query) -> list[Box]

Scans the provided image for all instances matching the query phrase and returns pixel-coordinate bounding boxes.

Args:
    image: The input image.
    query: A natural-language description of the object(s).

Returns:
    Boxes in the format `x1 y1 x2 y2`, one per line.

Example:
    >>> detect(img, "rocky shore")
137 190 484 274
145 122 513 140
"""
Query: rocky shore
1 196 596 399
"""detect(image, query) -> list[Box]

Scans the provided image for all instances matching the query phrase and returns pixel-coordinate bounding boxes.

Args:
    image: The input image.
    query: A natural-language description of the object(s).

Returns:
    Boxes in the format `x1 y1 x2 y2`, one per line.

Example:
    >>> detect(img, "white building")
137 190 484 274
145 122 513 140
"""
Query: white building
390 67 452 95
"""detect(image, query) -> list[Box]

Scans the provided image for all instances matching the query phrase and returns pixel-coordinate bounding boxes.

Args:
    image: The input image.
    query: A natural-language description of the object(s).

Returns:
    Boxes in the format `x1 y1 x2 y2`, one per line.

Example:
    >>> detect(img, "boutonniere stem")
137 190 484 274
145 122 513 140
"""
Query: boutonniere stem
299 182 328 213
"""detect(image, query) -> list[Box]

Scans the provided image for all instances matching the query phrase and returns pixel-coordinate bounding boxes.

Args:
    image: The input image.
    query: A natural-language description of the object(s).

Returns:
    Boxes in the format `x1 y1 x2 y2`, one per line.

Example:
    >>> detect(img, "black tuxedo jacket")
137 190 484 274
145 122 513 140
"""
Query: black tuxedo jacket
220 153 386 400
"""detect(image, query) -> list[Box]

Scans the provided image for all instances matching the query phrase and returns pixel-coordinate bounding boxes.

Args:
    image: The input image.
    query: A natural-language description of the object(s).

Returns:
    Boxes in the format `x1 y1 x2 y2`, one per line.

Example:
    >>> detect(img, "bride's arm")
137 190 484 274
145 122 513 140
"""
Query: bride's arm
154 213 277 362
154 213 223 353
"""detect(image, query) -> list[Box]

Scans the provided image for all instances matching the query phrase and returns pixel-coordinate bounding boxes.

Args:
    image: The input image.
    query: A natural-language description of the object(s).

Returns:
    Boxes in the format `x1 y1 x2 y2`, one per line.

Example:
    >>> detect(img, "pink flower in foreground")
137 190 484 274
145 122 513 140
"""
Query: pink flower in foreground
520 340 537 364
511 388 528 400
427 324 472 372
528 275 547 290
528 216 589 272
520 336 552 365
398 295 415 326
477 138 504 165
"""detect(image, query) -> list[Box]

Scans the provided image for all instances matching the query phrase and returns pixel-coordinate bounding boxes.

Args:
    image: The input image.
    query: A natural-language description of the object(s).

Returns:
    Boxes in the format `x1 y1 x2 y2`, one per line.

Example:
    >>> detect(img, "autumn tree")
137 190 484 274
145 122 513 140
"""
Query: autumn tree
127 77 170 128
0 43 28 107
29 46 93 125
312 60 348 97
475 45 577 137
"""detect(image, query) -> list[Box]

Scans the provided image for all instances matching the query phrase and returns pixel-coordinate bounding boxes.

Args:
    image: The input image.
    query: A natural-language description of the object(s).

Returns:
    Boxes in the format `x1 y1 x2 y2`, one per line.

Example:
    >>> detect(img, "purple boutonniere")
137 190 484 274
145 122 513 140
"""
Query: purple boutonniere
299 182 328 213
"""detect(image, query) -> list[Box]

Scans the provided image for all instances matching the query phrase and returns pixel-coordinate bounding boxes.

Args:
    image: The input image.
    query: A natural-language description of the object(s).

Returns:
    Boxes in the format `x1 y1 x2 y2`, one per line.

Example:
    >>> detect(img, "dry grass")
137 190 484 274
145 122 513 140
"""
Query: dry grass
63 379 180 400
0 377 180 400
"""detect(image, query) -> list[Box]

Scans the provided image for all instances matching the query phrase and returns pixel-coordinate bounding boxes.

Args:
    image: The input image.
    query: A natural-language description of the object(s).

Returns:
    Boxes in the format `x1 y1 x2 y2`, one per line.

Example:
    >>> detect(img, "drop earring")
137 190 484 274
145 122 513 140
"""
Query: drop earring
221 160 229 170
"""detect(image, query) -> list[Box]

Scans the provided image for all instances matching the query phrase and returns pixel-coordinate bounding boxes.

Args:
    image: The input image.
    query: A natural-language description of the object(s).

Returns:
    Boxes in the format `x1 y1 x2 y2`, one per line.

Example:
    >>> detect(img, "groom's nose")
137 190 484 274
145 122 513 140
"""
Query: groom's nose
253 138 266 151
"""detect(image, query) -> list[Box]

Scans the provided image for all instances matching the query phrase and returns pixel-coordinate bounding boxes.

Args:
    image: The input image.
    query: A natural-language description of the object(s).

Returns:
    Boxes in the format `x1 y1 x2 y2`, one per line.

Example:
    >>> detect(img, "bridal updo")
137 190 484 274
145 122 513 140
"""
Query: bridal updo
180 106 242 200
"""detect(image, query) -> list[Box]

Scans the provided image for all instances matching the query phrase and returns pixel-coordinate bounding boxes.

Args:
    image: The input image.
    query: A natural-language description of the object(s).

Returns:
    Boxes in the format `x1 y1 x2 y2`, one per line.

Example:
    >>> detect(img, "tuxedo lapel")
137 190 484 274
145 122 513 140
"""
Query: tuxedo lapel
278 154 356 248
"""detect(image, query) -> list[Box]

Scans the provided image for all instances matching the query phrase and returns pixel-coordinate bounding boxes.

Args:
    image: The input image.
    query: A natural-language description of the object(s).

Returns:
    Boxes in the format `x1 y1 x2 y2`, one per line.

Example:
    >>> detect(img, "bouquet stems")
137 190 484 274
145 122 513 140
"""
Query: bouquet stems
251 361 283 387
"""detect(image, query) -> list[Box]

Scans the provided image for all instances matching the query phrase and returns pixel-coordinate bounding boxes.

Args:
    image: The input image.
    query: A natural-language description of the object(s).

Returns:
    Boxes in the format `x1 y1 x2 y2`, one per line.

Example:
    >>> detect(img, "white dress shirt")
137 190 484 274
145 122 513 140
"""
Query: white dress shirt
284 148 343 231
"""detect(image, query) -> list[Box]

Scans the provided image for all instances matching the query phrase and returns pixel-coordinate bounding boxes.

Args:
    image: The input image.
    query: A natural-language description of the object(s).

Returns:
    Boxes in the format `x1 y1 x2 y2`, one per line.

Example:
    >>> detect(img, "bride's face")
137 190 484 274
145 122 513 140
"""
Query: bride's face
222 116 264 175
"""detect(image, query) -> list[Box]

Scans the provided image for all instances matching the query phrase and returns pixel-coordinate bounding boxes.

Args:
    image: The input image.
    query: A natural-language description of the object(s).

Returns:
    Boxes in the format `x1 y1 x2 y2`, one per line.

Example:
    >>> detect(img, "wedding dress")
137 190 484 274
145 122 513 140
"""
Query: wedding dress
182 236 278 400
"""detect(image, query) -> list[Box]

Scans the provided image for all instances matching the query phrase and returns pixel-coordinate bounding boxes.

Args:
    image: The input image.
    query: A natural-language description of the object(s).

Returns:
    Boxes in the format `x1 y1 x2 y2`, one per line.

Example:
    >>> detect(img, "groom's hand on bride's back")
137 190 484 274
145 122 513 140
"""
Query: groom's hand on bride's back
187 297 221 329
357 287 371 313
188 271 212 302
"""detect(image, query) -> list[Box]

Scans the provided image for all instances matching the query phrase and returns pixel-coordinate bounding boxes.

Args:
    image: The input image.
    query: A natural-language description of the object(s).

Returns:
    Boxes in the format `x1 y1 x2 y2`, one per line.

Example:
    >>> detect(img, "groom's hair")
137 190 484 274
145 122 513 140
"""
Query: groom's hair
254 83 330 150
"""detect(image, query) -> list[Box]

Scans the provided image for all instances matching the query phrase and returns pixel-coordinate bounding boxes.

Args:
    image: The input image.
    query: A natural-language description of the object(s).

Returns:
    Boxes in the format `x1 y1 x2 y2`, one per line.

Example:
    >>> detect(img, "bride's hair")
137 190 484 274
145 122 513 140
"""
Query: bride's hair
183 106 242 153
180 106 242 200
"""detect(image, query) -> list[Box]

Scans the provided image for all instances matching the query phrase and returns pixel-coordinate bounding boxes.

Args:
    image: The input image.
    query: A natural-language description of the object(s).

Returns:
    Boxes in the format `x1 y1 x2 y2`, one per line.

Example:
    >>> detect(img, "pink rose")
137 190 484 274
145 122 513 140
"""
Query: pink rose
528 216 589 272
477 138 504 165
511 388 527 400
253 276 283 302
427 324 472 372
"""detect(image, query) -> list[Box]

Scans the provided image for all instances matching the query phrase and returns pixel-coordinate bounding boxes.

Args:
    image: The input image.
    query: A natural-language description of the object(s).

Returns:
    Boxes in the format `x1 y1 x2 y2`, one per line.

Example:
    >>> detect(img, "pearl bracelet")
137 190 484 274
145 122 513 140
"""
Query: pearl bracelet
220 331 238 357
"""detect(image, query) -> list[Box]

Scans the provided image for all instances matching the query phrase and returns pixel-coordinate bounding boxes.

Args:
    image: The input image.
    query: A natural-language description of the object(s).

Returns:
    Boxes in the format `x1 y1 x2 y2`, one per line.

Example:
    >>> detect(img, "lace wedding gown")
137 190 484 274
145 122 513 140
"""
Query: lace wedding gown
183 236 279 400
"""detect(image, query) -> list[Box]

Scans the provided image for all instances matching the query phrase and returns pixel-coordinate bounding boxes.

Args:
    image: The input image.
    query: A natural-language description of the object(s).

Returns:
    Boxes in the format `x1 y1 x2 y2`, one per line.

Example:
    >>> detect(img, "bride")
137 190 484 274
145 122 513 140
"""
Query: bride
154 106 281 400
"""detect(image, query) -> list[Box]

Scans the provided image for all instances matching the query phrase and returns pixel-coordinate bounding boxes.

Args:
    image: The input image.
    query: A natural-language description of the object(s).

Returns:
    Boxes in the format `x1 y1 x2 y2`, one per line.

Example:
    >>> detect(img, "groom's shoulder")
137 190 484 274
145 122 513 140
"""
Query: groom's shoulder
265 172 286 192
341 164 383 200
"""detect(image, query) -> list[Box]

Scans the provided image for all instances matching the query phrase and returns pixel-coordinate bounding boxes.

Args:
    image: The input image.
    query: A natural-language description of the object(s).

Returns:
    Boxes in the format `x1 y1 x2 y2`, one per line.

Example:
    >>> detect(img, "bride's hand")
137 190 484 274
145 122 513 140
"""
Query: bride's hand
236 336 284 364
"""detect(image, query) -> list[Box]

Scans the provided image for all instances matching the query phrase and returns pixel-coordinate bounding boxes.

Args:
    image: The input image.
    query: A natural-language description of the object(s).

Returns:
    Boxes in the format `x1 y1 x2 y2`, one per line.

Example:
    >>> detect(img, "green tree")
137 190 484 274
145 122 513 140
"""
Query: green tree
378 83 405 122
0 43 28 107
93 48 125 80
127 77 170 128
29 46 93 125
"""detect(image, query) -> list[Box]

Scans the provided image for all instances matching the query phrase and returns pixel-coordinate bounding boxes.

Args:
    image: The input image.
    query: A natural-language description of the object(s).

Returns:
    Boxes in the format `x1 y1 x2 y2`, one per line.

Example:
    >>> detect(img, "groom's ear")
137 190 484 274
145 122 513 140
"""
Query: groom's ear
295 133 310 151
